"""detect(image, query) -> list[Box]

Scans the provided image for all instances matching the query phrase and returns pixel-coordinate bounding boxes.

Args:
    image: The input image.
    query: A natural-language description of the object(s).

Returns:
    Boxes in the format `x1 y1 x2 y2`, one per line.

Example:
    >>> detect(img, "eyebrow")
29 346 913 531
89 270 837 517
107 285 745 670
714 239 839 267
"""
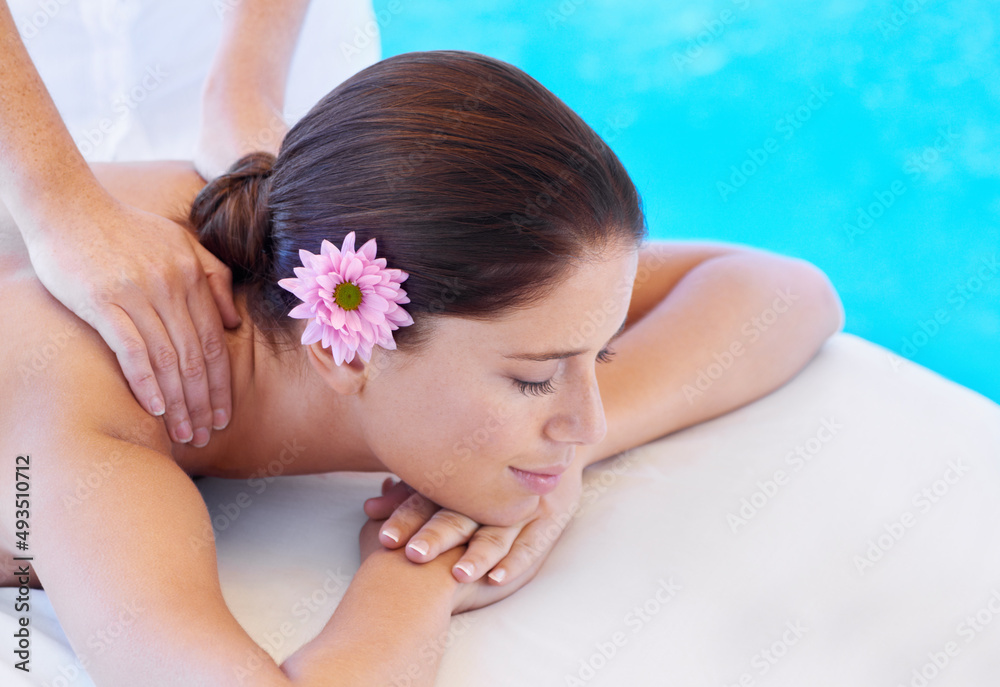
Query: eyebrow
502 317 629 362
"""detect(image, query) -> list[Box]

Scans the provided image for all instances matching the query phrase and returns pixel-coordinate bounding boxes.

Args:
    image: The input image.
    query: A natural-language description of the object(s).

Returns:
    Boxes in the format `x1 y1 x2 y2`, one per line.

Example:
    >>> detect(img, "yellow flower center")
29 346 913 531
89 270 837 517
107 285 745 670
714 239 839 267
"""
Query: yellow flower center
333 282 363 311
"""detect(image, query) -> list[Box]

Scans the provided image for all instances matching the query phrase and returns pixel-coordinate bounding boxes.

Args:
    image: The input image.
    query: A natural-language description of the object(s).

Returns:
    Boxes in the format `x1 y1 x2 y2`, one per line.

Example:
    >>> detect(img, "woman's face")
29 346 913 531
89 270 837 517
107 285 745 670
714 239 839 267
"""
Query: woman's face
357 245 639 526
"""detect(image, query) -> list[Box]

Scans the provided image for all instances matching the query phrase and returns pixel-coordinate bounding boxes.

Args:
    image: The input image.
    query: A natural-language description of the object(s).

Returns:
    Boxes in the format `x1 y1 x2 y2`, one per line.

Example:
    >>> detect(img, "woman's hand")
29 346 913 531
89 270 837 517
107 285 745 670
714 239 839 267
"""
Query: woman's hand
363 458 585 586
357 515 549 616
23 197 241 446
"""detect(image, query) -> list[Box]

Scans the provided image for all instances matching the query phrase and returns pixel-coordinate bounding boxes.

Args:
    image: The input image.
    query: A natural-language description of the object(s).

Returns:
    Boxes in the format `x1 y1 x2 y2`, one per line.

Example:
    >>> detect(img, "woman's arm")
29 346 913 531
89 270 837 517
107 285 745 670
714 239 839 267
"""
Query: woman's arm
578 240 845 467
11 427 467 686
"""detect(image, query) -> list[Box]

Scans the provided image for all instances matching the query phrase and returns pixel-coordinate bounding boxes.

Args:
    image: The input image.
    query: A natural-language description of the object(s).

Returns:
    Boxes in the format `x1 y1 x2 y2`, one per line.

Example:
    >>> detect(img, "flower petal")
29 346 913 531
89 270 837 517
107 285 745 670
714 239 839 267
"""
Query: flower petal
344 308 361 331
378 331 397 350
341 231 356 255
302 319 324 346
359 303 386 326
388 308 414 327
288 302 314 319
316 274 340 292
329 306 346 329
358 237 378 261
331 340 346 366
374 284 399 299
277 277 300 294
363 293 390 312
344 255 363 282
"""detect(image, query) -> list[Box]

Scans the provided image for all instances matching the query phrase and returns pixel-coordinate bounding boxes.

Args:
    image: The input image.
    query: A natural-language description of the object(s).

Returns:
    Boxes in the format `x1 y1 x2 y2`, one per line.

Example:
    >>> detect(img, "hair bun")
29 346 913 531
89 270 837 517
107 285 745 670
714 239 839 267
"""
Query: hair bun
191 151 276 284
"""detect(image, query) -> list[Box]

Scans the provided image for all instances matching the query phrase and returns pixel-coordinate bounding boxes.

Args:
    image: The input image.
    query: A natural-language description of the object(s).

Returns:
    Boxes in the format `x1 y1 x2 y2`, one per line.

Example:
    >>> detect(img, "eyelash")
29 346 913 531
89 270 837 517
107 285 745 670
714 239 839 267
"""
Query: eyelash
596 348 617 364
514 347 617 397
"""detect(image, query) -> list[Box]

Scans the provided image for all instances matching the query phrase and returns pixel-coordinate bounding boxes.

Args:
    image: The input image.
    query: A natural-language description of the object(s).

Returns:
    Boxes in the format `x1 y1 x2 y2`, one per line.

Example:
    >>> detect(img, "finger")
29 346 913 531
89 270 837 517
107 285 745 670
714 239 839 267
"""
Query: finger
450 525 520 583
377 491 438 549
403 509 479 564
363 480 411 519
139 289 201 443
111 296 195 444
186 271 233 433
86 301 167 418
363 479 412 520
488 517 568 586
193 242 242 329
152 285 214 448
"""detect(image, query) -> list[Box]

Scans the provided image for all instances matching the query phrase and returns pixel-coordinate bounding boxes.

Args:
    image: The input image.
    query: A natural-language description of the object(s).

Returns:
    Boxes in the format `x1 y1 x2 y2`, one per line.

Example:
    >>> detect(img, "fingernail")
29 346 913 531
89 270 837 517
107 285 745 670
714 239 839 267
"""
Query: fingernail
381 528 399 544
192 427 210 448
454 561 475 578
176 421 193 443
213 409 229 430
151 397 165 416
407 540 429 557
488 568 506 584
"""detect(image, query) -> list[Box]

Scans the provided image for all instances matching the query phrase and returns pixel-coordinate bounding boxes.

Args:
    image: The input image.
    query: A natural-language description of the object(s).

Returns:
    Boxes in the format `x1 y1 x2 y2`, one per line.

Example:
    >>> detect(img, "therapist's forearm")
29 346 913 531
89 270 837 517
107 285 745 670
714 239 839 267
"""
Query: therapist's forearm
203 0 311 108
0 2 110 241
198 0 311 174
581 252 845 467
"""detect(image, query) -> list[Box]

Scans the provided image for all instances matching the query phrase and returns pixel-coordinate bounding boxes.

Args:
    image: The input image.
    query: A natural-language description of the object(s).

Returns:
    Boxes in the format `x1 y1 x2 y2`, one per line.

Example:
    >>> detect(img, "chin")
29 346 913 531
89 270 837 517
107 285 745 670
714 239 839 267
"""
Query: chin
473 495 539 528
425 480 540 527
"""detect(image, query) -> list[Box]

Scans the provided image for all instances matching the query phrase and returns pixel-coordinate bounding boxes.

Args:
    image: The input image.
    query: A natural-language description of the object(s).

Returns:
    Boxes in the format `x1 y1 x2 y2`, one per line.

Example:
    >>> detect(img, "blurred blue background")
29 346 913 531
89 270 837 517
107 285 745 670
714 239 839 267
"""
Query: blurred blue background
373 0 1000 404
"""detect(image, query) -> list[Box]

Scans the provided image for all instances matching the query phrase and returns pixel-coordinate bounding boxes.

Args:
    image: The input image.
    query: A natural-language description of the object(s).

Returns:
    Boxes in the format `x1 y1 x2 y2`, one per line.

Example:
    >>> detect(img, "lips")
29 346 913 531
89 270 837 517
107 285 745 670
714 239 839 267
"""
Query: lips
513 462 571 477
509 466 561 495
508 456 572 495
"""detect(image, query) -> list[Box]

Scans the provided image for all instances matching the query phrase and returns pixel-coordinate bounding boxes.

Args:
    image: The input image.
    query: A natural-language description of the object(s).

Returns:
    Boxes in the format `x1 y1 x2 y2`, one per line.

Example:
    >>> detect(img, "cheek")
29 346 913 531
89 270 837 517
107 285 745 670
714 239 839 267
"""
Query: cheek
365 375 540 524
425 401 542 525
410 399 518 496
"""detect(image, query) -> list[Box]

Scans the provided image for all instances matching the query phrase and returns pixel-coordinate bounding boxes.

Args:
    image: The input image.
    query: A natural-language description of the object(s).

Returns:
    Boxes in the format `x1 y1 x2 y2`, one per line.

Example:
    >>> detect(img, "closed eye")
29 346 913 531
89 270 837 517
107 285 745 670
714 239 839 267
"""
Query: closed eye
514 378 557 396
513 346 616 397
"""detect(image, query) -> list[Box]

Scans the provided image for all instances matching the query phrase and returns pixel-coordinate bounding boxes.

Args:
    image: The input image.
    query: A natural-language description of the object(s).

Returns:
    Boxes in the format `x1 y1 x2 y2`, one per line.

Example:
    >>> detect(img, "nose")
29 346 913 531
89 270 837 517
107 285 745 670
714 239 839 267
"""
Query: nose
544 372 608 446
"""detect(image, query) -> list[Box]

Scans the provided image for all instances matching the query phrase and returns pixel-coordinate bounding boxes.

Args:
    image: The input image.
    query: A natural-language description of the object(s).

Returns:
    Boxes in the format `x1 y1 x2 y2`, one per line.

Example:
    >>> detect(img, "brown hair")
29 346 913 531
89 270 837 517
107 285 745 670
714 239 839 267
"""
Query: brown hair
191 50 646 356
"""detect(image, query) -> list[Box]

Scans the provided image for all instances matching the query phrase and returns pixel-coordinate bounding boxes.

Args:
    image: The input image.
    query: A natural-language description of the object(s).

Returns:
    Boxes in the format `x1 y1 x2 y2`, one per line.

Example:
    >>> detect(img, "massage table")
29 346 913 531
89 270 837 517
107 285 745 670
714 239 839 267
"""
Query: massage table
4 332 999 685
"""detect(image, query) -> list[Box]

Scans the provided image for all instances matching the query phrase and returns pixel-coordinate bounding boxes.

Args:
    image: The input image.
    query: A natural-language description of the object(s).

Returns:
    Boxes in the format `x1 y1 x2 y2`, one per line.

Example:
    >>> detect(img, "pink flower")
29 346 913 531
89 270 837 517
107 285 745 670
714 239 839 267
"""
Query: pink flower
277 231 414 365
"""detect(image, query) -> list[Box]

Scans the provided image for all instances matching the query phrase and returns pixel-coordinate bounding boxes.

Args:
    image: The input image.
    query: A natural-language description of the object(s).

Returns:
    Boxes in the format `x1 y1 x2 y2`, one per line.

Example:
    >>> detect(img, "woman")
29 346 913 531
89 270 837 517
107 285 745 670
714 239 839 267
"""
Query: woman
0 51 843 685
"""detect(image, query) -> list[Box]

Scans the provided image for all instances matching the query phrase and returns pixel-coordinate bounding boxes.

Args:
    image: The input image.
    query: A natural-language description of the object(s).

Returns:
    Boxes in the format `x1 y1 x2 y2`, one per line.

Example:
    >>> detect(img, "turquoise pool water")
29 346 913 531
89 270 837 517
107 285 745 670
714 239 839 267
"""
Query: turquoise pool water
374 0 1000 404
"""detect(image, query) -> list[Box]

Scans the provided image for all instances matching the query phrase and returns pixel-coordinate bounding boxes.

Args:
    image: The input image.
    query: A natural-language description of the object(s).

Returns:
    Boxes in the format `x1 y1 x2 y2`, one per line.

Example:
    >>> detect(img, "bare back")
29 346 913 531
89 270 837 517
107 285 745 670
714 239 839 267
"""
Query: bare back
0 161 207 585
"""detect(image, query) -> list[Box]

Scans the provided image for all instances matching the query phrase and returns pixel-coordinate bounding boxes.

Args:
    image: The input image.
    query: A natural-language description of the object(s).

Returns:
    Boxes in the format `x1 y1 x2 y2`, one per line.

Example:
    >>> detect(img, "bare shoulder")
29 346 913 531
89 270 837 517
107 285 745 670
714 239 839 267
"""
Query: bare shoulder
0 282 174 476
90 160 207 225
0 161 206 265
628 238 766 325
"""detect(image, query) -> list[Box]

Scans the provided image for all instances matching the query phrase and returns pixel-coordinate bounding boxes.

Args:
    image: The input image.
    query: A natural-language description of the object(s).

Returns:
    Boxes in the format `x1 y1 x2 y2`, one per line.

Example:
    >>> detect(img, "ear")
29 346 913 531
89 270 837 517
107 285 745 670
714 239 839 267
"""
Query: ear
304 341 369 395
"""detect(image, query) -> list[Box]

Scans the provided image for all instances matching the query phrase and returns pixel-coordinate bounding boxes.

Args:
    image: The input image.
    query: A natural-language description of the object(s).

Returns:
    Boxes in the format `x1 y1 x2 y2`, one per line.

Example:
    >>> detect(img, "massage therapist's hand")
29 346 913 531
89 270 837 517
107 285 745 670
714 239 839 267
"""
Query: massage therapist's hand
23 196 242 446
363 459 585 586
